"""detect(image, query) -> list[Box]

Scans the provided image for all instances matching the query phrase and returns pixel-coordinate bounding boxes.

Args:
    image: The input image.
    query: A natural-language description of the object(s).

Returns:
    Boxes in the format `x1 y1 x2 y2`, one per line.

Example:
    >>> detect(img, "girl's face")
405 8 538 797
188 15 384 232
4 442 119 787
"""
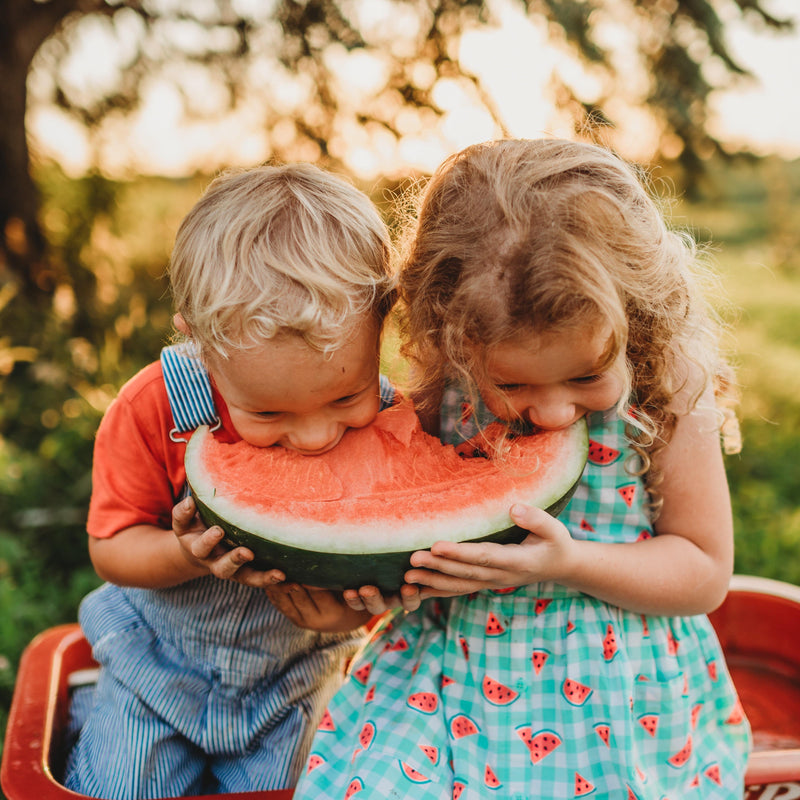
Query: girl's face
206 319 381 454
480 324 626 431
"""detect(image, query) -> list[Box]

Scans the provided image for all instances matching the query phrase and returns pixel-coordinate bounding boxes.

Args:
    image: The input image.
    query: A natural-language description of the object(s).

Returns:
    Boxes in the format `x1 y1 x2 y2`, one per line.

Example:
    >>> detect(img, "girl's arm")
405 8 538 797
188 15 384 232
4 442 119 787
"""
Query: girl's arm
405 382 734 616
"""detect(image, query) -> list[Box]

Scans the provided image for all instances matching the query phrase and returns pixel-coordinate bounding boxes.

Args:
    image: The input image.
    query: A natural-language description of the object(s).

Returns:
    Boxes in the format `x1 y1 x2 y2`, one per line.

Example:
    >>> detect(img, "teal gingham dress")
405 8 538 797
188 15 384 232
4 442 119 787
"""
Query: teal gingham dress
294 387 751 800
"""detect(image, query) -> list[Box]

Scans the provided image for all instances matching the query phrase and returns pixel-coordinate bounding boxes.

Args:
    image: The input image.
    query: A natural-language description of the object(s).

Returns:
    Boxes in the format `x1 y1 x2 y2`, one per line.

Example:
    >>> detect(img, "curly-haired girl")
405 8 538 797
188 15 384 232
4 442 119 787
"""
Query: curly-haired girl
295 138 751 799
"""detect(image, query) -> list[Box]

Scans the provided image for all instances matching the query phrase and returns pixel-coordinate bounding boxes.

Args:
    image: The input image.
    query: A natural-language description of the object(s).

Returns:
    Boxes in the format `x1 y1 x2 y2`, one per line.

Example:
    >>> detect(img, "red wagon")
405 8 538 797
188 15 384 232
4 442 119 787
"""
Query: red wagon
3 574 800 800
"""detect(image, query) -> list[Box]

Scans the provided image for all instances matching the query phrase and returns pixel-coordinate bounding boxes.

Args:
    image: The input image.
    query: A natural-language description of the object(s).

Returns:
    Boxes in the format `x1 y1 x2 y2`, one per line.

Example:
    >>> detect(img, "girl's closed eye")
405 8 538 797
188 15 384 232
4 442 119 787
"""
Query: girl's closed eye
570 374 603 385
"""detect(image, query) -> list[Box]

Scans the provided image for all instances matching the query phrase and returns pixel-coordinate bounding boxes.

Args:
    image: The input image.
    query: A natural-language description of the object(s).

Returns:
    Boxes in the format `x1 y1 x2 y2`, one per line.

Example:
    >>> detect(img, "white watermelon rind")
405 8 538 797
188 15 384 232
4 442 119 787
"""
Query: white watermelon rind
186 418 588 591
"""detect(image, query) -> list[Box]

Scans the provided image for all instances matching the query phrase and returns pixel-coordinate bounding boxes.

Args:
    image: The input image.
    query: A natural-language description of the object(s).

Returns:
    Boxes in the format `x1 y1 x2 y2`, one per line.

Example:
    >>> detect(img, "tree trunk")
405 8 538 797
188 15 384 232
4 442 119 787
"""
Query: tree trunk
0 0 78 297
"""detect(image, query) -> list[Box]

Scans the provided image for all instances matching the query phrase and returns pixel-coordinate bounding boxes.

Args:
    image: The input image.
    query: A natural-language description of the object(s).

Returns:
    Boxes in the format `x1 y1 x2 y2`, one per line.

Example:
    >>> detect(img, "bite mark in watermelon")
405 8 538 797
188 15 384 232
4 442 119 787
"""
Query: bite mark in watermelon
562 678 593 706
450 714 480 739
588 440 622 465
185 400 588 591
407 692 438 714
482 675 519 706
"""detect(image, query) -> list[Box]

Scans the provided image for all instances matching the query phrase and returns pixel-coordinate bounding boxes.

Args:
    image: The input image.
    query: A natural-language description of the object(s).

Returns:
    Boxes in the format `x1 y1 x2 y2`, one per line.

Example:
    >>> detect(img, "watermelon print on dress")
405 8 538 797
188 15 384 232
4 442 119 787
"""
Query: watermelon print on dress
407 692 438 714
485 612 506 636
484 764 502 790
531 648 549 675
317 709 335 731
516 727 562 763
482 675 519 706
617 483 637 507
450 714 480 738
419 744 440 765
574 772 596 796
638 714 658 737
668 735 693 768
562 678 593 706
351 662 372 686
398 761 431 784
588 439 622 465
602 623 618 661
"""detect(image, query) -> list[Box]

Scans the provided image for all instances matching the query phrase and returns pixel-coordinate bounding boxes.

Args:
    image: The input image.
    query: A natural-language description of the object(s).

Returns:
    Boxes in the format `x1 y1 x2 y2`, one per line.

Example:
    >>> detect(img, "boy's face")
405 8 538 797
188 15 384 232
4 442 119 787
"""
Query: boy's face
206 319 382 454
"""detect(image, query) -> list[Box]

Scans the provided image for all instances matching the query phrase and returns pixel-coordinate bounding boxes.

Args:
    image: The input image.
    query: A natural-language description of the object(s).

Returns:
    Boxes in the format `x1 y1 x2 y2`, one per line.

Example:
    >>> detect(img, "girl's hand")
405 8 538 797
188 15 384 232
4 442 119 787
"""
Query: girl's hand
172 496 285 589
342 583 423 614
265 584 372 632
403 504 576 596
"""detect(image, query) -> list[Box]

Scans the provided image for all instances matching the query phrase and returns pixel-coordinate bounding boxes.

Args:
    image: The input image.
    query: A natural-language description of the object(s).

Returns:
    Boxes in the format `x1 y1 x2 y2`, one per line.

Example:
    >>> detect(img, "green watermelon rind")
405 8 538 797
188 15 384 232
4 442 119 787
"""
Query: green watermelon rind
187 418 588 592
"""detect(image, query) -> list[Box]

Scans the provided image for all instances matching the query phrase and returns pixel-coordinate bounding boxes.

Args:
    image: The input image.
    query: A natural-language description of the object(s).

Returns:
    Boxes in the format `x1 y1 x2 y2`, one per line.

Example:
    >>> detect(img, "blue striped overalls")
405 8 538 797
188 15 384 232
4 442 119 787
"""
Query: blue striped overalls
63 343 395 798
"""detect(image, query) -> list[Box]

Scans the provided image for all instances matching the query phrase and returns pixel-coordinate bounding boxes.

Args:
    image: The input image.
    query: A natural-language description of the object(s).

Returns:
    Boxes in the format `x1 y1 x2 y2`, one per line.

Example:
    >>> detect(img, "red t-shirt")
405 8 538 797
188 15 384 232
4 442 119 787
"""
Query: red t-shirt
87 360 240 539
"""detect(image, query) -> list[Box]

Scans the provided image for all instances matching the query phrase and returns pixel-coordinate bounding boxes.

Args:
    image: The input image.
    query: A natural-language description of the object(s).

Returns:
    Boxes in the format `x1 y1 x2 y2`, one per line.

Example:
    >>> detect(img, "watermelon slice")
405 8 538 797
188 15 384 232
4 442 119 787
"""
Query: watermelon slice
185 399 588 590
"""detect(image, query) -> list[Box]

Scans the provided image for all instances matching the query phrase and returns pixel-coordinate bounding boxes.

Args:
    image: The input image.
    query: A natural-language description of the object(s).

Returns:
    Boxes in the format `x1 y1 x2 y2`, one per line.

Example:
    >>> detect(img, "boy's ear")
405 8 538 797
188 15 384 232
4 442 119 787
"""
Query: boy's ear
173 313 191 336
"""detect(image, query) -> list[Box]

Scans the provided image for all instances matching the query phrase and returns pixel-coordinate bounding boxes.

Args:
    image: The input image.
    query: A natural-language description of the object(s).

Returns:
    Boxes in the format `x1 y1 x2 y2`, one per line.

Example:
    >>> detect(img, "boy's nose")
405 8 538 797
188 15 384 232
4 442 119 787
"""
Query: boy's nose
287 420 340 454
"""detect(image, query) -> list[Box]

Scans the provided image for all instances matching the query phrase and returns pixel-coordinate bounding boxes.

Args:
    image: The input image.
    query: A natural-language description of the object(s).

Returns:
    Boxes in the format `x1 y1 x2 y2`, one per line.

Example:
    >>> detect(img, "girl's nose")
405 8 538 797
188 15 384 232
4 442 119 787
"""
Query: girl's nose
521 394 576 431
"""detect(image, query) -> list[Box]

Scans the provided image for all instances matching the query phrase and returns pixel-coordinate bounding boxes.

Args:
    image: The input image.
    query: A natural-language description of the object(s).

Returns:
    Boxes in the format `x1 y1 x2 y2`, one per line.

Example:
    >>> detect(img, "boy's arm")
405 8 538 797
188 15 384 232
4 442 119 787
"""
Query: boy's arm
88 497 286 589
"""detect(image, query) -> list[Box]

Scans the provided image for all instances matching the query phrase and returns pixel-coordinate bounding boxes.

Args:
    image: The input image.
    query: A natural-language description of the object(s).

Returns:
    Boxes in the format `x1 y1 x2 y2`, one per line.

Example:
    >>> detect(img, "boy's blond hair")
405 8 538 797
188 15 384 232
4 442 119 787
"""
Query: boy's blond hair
169 162 396 358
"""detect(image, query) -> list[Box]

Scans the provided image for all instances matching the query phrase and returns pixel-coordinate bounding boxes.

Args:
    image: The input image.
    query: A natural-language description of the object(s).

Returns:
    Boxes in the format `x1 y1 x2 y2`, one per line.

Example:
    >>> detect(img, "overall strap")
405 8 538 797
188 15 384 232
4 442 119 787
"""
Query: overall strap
160 342 219 441
161 341 395 438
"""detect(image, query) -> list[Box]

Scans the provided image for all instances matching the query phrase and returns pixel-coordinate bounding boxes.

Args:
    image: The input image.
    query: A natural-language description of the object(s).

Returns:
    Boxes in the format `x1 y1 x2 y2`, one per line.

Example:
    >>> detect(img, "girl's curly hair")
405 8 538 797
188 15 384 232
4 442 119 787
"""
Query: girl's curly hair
398 138 739 517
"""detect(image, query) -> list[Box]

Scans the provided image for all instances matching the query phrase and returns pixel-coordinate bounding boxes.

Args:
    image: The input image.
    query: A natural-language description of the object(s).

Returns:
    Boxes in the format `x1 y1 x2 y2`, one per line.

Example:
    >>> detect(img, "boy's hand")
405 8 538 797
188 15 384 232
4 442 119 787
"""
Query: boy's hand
172 496 286 589
265 584 372 632
342 584 422 614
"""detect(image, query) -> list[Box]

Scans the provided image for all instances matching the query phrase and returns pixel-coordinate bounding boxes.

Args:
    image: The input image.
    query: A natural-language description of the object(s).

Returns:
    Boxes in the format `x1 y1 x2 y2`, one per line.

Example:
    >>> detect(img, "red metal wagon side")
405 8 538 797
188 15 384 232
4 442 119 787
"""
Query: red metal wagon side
4 574 800 800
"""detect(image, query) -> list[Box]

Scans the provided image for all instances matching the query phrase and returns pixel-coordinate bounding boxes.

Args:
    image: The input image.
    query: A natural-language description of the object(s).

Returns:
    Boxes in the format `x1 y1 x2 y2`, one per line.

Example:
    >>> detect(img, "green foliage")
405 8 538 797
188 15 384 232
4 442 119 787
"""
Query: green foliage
677 156 800 584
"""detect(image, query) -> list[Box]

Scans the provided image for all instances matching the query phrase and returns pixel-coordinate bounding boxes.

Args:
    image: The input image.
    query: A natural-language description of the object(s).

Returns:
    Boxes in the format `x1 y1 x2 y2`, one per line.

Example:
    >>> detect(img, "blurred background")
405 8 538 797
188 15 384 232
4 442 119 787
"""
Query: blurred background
2 0 799 759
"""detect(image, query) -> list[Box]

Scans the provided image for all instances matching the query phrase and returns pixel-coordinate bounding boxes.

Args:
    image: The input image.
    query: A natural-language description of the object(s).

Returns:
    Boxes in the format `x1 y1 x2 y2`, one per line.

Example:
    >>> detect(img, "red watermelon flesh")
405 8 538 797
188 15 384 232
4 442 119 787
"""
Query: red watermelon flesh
185 398 587 590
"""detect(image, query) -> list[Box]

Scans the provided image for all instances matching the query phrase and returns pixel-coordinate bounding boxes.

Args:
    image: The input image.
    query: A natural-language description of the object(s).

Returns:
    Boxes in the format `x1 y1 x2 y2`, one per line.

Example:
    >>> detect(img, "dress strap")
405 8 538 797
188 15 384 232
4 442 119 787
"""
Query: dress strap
160 342 219 441
378 374 395 411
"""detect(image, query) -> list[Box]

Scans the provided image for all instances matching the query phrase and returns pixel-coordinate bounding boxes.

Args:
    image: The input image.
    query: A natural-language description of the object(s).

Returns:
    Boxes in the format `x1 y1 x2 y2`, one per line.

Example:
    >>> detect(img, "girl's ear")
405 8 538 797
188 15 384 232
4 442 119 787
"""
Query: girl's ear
173 313 191 336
